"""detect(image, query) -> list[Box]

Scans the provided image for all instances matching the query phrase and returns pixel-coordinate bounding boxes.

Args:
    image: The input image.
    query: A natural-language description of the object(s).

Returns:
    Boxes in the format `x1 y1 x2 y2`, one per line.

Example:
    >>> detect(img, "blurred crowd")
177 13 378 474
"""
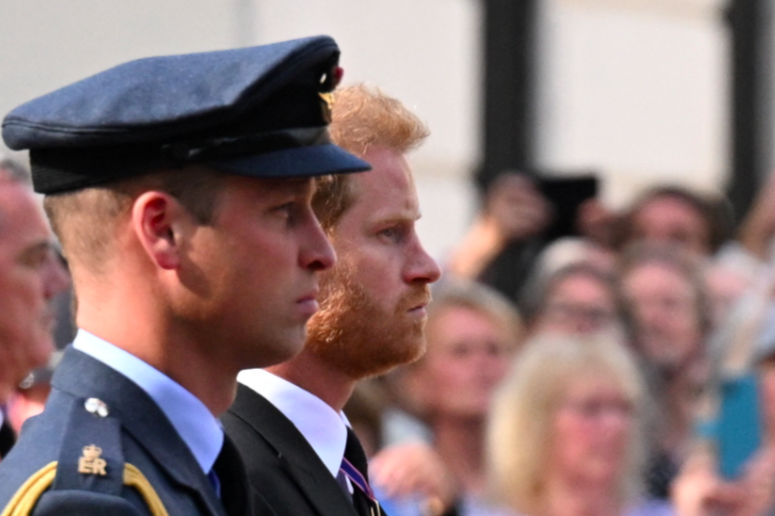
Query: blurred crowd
5 156 775 516
346 171 775 516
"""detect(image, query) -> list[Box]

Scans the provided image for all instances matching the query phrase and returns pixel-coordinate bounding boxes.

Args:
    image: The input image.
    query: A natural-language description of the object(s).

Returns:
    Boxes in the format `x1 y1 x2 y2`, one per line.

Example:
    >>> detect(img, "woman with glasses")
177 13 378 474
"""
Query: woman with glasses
485 333 672 516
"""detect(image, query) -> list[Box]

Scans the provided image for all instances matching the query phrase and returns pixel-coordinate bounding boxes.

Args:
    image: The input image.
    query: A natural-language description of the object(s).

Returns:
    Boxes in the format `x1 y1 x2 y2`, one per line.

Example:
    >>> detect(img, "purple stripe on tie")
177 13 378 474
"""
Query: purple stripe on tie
340 457 375 501
207 469 221 498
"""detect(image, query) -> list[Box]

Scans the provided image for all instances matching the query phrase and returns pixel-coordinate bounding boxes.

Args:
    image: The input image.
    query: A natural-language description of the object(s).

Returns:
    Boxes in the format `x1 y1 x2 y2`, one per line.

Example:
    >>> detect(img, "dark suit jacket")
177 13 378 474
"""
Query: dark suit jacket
222 383 359 516
0 346 249 516
0 418 15 459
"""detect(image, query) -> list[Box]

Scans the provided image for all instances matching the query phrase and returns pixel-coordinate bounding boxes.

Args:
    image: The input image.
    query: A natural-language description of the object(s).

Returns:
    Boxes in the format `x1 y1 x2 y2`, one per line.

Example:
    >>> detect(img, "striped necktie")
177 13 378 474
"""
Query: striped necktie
340 428 381 516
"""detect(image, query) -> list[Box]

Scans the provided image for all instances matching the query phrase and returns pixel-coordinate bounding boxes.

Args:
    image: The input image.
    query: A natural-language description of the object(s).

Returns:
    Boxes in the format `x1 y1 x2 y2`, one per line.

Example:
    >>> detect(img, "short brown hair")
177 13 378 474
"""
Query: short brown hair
44 166 224 274
613 186 731 253
0 160 33 235
427 279 523 347
617 241 712 337
0 158 31 185
313 84 429 231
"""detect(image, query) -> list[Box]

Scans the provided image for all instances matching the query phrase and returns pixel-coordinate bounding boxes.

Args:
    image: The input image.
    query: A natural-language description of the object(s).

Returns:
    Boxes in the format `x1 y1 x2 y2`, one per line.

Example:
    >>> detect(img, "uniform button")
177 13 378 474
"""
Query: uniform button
84 397 110 417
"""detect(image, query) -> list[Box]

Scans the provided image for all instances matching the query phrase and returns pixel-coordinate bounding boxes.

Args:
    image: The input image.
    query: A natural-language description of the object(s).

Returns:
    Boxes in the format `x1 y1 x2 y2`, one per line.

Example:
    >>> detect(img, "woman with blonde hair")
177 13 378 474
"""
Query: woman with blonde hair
370 279 524 516
486 333 672 516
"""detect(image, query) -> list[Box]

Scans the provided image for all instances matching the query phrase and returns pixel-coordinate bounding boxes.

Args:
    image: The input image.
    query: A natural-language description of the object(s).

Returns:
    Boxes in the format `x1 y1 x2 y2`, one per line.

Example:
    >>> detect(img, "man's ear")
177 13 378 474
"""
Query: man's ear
131 191 187 270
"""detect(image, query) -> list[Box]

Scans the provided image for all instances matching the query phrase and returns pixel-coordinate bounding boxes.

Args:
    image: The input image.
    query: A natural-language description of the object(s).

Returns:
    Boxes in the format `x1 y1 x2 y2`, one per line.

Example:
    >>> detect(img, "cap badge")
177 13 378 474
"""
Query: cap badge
319 92 335 121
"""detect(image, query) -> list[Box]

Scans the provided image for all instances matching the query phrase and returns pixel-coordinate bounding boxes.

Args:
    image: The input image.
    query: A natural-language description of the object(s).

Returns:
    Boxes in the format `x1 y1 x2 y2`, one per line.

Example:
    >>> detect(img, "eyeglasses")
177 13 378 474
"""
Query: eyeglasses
560 398 635 419
544 302 615 327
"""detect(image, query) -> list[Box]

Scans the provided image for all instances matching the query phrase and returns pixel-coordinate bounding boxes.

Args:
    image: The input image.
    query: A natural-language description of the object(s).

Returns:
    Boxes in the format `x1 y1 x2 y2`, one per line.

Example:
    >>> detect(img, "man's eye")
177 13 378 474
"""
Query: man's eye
450 343 472 358
379 227 397 238
379 225 408 241
19 246 52 269
272 203 297 219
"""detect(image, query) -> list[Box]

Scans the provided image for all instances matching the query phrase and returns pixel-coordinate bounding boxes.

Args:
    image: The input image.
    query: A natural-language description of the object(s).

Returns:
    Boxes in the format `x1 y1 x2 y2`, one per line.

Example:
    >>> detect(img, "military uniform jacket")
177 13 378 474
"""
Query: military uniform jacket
222 383 359 516
0 346 249 516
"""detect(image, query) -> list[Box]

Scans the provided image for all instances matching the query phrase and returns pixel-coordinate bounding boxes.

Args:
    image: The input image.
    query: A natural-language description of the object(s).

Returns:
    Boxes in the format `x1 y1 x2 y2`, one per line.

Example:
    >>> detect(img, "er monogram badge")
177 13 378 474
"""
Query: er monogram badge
78 444 108 476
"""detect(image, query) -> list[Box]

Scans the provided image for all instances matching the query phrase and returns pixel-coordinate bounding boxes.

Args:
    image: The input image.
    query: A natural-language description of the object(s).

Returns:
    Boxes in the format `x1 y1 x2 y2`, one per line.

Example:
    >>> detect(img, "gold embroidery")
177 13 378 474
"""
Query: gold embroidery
319 91 335 122
319 92 334 111
1 462 170 516
78 445 107 476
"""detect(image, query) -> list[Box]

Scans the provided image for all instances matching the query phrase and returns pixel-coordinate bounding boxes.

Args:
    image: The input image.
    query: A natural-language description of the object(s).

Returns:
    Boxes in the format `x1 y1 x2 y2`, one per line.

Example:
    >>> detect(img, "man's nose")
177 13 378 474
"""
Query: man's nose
301 216 336 272
404 239 441 285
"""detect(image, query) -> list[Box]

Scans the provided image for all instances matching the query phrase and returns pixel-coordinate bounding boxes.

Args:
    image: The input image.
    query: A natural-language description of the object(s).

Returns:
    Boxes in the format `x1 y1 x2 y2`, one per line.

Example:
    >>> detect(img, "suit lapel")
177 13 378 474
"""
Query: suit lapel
229 384 358 516
52 347 228 516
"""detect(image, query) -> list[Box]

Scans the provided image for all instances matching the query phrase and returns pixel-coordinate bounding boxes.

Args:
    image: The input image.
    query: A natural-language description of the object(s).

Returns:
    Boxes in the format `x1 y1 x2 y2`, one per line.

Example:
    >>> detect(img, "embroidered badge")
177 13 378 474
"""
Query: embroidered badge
78 444 108 476
319 92 334 110
319 92 334 122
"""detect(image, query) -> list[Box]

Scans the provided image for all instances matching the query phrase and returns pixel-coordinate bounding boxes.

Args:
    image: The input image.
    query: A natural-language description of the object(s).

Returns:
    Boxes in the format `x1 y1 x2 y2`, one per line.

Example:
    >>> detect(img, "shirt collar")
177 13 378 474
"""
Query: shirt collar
73 329 224 474
238 368 348 477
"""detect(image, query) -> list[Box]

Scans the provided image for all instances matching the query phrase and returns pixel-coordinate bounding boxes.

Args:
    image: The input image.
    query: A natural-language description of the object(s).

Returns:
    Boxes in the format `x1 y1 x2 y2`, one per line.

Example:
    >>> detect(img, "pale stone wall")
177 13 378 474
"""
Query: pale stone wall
534 0 730 209
0 0 738 261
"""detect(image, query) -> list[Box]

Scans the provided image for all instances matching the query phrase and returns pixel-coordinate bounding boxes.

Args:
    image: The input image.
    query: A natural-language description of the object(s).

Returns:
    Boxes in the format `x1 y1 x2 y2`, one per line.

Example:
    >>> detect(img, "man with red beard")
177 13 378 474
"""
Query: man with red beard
223 84 441 516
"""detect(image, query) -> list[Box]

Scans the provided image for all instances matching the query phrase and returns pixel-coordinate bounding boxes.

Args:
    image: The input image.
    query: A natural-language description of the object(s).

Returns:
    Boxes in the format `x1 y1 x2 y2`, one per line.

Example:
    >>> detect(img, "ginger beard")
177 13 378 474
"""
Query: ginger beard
305 263 431 379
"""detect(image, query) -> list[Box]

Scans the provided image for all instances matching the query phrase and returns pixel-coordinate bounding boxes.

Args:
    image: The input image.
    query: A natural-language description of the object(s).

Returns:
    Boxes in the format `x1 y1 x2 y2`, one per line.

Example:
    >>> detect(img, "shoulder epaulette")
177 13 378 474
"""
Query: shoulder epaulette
1 397 169 516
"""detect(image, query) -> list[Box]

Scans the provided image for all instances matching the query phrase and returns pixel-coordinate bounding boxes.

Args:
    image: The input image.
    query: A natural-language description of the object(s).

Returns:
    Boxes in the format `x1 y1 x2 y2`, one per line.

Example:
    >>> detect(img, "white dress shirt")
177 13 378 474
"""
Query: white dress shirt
237 368 349 478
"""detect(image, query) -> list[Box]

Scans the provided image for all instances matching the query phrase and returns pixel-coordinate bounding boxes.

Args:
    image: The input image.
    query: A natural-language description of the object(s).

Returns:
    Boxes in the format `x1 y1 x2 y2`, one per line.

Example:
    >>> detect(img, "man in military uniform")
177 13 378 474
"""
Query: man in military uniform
0 37 370 516
0 159 69 459
222 84 441 516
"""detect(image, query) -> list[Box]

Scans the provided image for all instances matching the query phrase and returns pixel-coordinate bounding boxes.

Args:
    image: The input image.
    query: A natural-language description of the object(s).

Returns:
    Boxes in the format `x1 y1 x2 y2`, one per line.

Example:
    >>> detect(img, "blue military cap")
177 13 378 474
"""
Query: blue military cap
2 35 370 194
